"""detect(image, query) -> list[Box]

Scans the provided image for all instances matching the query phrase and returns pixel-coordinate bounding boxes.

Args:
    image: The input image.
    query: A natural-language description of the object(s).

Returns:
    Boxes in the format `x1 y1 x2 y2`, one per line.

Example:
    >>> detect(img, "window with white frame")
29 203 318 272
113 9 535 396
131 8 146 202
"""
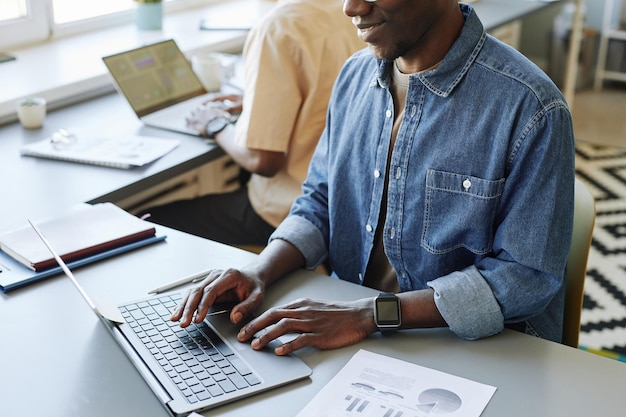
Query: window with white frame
53 0 136 24
0 0 218 51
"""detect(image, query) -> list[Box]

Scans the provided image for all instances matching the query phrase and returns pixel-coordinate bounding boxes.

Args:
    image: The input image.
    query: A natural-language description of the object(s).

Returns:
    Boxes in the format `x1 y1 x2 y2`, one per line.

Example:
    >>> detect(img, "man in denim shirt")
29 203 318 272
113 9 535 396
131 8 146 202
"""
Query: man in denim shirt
174 0 575 354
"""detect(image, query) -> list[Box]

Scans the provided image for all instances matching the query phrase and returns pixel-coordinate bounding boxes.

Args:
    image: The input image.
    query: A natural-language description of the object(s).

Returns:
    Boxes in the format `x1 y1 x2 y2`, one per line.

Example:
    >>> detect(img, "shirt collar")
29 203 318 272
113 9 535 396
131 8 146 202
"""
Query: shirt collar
376 3 486 98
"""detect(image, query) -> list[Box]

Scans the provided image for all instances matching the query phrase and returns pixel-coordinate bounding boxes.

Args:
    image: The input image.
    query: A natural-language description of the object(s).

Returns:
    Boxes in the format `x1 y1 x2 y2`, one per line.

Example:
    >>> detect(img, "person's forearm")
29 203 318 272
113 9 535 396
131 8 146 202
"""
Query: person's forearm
242 238 305 287
397 289 447 330
214 124 285 177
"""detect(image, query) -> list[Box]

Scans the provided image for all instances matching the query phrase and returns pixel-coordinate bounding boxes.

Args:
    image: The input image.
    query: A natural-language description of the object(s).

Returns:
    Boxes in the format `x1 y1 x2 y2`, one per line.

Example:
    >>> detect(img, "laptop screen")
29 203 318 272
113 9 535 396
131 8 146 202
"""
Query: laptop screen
103 39 206 117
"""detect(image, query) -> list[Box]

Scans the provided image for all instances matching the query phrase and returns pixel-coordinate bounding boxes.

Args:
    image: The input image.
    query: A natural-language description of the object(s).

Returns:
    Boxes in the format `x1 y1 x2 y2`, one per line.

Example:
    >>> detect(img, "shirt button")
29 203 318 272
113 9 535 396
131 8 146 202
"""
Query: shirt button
386 109 392 118
463 179 472 190
390 227 395 239
374 169 381 178
366 224 373 233
395 167 401 179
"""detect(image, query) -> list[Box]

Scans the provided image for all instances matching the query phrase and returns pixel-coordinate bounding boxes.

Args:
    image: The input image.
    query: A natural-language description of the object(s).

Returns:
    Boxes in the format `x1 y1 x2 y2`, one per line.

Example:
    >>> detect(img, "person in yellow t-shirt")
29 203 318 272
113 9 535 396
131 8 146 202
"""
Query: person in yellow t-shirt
142 0 363 247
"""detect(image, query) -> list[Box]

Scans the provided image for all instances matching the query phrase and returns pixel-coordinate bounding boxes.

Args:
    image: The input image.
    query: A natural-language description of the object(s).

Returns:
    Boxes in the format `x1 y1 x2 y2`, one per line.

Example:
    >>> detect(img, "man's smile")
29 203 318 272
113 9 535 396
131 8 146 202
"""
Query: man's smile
355 20 384 35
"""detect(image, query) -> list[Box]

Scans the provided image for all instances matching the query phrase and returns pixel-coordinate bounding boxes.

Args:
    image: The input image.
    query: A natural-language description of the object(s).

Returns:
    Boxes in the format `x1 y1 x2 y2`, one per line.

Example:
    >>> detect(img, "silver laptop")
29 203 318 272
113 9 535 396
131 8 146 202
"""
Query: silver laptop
29 220 311 416
102 39 213 136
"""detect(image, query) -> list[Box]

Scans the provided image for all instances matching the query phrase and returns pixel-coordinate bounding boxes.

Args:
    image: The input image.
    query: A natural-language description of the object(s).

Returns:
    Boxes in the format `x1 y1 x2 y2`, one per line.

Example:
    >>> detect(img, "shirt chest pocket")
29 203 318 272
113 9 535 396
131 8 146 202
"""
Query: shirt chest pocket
422 169 505 255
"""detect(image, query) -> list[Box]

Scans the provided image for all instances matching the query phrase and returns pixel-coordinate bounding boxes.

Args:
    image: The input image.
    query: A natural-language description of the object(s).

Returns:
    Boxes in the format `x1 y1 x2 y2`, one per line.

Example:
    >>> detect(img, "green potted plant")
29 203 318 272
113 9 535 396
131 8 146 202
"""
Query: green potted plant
16 97 47 129
135 0 163 31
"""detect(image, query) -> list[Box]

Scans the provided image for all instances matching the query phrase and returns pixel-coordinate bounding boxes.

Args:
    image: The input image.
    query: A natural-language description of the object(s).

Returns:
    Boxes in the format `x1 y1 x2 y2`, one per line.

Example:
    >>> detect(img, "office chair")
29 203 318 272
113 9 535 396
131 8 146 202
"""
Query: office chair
562 178 596 348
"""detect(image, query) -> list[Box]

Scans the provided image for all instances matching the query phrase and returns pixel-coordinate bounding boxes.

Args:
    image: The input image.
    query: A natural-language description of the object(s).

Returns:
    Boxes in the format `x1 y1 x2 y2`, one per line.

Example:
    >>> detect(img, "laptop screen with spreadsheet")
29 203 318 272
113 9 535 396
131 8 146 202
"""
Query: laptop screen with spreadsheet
102 39 206 118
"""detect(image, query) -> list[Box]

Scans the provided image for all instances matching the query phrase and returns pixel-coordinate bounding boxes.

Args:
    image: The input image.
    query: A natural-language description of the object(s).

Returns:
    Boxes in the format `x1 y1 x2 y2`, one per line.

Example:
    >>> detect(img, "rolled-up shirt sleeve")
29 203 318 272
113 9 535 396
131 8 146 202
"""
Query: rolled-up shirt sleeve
269 215 328 270
428 265 504 340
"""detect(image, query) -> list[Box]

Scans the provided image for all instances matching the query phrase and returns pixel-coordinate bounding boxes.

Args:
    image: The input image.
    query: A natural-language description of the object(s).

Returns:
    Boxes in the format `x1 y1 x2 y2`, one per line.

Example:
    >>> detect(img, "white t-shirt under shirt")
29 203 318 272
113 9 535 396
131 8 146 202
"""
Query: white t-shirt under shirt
364 60 441 292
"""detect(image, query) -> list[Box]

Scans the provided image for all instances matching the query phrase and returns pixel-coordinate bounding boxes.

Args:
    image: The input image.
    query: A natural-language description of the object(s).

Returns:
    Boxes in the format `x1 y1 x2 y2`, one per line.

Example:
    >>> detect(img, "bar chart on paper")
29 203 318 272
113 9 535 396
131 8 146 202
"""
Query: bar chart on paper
344 395 370 414
341 387 462 416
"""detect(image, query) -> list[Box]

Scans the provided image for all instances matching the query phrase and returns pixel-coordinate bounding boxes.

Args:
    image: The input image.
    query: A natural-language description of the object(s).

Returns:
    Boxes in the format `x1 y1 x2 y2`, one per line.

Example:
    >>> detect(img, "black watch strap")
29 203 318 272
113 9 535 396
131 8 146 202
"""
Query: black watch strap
205 116 230 139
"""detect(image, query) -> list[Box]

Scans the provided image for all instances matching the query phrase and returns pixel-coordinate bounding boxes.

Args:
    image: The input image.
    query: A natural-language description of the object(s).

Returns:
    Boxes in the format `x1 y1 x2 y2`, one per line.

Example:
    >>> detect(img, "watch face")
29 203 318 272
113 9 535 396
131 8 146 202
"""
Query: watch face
206 117 229 137
376 297 401 326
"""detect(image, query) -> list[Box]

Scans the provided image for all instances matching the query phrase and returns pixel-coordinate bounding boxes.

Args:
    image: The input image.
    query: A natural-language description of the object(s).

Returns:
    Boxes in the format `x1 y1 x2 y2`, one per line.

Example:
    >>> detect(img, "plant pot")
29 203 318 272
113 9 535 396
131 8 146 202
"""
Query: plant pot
17 97 47 129
136 2 163 30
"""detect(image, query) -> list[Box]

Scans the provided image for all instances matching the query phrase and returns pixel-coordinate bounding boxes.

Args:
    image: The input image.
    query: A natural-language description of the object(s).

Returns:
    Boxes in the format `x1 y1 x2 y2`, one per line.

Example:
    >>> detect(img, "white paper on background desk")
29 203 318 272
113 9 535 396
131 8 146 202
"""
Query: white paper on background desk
20 134 180 169
297 349 496 417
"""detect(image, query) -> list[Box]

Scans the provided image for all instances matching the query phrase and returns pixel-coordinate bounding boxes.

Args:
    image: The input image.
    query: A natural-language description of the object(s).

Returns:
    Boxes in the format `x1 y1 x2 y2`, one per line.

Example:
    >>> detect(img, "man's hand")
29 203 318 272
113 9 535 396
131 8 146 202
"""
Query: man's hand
211 94 243 115
170 268 266 328
185 102 232 136
236 298 378 356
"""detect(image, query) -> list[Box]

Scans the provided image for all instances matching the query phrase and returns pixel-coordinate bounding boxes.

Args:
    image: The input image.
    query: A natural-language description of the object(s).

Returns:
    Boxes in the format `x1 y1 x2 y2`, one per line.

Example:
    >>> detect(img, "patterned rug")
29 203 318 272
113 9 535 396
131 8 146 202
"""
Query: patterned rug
574 141 626 361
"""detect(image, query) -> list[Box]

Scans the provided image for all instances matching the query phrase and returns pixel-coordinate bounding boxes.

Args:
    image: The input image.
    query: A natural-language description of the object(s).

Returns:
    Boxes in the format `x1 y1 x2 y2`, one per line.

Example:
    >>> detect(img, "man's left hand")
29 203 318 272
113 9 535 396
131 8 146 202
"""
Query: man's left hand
236 298 377 355
186 102 232 135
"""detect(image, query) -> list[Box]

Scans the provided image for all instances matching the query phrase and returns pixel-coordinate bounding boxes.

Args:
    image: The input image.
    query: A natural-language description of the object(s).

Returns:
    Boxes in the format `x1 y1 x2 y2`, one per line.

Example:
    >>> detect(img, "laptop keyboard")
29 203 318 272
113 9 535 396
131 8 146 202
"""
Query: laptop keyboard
119 294 261 404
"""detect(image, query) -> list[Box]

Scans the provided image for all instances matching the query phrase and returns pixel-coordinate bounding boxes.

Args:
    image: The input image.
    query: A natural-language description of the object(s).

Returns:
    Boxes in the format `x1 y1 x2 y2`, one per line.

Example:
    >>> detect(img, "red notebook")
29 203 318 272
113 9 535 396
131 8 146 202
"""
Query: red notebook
0 203 156 271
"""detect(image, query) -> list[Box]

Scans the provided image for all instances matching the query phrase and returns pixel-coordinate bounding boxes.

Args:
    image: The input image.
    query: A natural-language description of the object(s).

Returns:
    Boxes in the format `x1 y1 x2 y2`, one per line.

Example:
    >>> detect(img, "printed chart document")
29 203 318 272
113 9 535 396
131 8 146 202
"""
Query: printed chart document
297 349 496 417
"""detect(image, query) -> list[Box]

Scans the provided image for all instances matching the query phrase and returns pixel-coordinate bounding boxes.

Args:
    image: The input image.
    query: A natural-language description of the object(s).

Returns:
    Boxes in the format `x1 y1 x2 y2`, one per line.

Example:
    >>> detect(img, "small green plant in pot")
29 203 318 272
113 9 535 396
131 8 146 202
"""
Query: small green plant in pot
17 97 47 129
135 0 163 30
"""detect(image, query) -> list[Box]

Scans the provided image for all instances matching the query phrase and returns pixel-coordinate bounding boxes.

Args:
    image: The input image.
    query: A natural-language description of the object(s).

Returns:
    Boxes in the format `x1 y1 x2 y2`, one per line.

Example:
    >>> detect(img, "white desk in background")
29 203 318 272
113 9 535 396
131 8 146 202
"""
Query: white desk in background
0 94 225 232
0 225 624 417
473 0 562 29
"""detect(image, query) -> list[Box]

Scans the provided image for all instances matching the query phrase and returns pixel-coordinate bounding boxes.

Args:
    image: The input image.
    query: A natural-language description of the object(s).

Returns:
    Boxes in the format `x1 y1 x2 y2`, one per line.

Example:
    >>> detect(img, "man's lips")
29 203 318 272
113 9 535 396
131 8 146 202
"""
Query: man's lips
355 21 384 34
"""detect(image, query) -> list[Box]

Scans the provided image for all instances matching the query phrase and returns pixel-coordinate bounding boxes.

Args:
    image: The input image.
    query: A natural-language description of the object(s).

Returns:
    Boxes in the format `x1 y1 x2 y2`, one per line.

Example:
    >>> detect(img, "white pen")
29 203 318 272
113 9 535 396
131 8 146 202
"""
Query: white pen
203 309 230 317
148 269 211 294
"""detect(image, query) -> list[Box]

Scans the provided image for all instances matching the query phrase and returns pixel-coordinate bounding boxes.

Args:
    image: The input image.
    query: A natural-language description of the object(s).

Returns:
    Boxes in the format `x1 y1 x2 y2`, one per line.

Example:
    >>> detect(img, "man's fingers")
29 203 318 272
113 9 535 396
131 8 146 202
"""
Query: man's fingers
170 291 190 321
171 271 221 326
179 285 212 326
173 268 262 328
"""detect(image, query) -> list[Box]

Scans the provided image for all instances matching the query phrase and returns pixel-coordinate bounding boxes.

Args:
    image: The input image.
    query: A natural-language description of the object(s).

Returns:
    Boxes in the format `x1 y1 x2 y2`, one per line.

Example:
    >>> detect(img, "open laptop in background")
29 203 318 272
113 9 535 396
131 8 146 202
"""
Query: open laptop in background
28 219 312 417
102 39 214 136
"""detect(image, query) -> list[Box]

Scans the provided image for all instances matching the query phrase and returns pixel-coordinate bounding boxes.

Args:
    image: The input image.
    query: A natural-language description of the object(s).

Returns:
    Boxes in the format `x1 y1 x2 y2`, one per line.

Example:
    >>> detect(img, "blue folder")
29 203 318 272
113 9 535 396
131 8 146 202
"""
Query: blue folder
0 235 166 293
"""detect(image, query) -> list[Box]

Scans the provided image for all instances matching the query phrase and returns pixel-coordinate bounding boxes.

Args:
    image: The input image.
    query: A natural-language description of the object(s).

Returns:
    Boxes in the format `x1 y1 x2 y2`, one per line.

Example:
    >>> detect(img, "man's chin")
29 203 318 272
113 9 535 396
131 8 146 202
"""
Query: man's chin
368 45 398 62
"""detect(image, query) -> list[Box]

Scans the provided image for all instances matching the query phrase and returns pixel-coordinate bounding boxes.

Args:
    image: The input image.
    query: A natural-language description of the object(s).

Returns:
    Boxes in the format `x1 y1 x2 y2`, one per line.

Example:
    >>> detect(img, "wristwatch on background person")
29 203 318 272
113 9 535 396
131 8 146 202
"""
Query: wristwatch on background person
374 292 401 336
204 115 230 140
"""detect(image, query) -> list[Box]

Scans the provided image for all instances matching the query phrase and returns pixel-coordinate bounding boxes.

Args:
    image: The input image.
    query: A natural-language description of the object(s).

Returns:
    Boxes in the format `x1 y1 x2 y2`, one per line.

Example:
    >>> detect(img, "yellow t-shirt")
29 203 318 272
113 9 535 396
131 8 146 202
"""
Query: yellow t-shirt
236 0 364 227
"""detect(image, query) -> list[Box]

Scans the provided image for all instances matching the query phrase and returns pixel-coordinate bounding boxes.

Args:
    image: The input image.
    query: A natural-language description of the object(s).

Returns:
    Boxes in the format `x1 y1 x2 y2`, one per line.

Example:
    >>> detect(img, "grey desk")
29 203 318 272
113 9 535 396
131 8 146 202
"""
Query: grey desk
0 226 624 417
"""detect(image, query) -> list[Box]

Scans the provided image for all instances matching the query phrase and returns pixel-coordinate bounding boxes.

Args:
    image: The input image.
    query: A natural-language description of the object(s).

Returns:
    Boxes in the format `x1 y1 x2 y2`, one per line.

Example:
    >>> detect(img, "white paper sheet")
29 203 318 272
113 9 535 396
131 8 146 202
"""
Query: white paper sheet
20 134 180 169
297 349 496 417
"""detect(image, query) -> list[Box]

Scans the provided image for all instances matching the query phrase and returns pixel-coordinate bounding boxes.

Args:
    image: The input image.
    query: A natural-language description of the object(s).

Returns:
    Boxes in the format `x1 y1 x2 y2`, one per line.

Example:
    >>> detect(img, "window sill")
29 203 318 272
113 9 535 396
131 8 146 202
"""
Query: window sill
0 0 264 126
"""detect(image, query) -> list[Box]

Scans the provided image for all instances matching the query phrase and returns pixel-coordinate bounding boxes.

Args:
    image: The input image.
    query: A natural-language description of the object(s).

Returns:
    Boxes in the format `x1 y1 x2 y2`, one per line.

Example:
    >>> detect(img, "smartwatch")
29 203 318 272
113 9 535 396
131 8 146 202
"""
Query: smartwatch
205 116 230 139
374 292 401 336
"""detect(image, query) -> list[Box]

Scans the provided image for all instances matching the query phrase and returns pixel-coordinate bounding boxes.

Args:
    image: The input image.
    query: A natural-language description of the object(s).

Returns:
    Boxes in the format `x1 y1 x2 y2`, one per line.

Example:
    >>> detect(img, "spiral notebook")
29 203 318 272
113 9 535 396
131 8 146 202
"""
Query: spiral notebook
20 134 180 169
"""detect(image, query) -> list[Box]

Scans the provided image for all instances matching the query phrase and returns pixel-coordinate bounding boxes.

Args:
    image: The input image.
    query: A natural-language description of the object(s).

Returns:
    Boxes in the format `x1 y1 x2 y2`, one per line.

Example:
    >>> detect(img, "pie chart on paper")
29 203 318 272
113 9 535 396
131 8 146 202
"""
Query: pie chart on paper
416 388 462 414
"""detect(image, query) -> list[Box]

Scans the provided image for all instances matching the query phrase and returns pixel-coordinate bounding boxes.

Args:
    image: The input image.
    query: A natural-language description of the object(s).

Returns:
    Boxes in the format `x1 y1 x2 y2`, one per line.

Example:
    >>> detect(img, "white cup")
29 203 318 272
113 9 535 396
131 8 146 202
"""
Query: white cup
17 97 47 129
191 53 223 92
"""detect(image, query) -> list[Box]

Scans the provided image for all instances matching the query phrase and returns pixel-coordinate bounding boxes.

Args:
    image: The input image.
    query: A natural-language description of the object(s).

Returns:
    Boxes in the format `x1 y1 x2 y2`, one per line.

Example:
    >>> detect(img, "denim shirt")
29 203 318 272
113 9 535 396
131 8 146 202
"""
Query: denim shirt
270 4 575 342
